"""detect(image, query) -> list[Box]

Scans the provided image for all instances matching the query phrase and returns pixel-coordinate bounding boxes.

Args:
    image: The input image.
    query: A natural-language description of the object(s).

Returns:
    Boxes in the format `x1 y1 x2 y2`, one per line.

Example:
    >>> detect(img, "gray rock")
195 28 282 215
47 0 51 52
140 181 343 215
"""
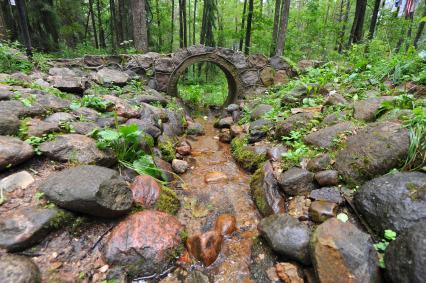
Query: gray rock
304 122 357 149
354 172 426 235
172 159 189 174
187 121 205 136
0 113 20 136
0 136 34 171
49 67 76 77
0 171 34 193
39 134 115 166
307 153 331 172
309 187 344 205
161 110 185 138
72 107 100 121
0 206 60 251
270 56 291 70
275 112 314 138
215 116 234 129
96 68 130 85
225 103 239 113
248 119 273 143
0 255 41 283
0 100 44 118
310 218 380 283
137 94 168 107
126 119 161 139
39 165 133 217
314 170 339 187
384 221 426 283
334 122 409 184
320 112 347 127
281 84 323 106
26 119 59 137
35 93 71 112
353 96 394 122
44 112 75 123
278 167 316 196
324 92 347 106
96 116 127 128
70 121 98 135
52 76 86 94
258 214 311 265
251 104 273 120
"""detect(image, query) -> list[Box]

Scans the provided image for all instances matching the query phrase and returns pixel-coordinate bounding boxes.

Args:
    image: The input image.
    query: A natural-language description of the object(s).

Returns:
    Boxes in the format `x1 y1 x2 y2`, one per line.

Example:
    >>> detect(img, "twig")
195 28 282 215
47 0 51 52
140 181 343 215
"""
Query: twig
90 225 114 252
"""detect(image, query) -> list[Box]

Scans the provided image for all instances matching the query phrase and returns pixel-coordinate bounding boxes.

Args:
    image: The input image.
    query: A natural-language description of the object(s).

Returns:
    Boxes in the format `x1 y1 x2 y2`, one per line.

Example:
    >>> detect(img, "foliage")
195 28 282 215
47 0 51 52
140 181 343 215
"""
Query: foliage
403 108 426 171
0 42 33 74
281 130 318 169
71 95 112 111
158 140 176 162
121 155 166 181
374 229 398 268
230 136 267 172
25 134 57 155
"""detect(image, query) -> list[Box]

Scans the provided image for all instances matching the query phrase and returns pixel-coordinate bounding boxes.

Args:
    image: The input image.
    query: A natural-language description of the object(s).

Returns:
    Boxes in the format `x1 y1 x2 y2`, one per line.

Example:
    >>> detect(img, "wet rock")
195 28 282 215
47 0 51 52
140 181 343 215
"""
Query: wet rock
102 210 183 276
310 218 380 283
214 214 237 236
204 171 228 183
250 161 286 216
0 206 61 251
176 141 191 156
309 200 337 223
314 170 339 187
162 110 185 138
278 167 316 196
0 255 41 283
248 119 273 143
70 121 99 135
353 96 394 122
384 221 426 283
26 119 59 137
0 171 34 193
267 145 287 161
39 165 132 217
185 270 211 283
258 214 311 265
214 116 233 129
275 262 304 283
354 172 426 235
219 128 232 143
96 68 130 85
187 230 223 266
251 104 273 120
334 122 409 184
39 134 115 166
225 103 240 113
0 136 34 171
187 121 205 136
103 95 139 118
126 119 161 139
275 113 314 138
304 122 357 149
288 196 311 221
154 157 174 182
172 159 189 174
306 154 331 172
52 76 86 94
230 124 243 137
44 112 75 123
0 113 20 135
130 175 161 207
309 187 344 205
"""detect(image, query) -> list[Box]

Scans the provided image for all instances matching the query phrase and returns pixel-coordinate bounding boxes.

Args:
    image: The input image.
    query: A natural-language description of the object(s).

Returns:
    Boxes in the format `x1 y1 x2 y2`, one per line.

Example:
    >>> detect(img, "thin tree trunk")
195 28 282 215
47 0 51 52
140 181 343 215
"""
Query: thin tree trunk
348 0 367 45
110 0 117 51
367 0 381 40
179 0 184 47
89 0 99 48
339 0 350 52
244 0 254 55
271 0 281 56
118 0 125 43
84 9 92 41
239 0 248 51
414 2 426 49
405 11 415 51
275 0 290 56
171 0 175 51
183 0 188 47
193 0 197 45
155 0 162 48
97 0 106 48
131 0 149 52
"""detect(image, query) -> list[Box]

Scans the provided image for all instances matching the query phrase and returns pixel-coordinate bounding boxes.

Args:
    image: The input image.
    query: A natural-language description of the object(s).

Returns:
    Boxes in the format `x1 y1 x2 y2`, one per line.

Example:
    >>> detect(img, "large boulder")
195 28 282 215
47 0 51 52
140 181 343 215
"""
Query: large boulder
39 165 133 217
354 172 426 235
304 121 357 149
39 134 115 166
102 210 183 277
334 122 409 184
0 206 61 251
258 214 311 265
52 76 86 94
250 161 286 216
384 221 426 283
0 255 41 283
0 113 20 135
353 96 394 122
310 218 380 283
0 136 34 171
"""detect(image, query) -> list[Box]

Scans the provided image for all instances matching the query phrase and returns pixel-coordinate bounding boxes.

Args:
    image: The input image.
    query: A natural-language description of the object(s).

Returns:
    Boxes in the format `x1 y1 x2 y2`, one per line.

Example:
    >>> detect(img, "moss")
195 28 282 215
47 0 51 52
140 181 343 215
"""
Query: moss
231 136 267 172
158 140 176 162
406 182 426 201
249 166 269 216
47 207 75 230
155 186 180 215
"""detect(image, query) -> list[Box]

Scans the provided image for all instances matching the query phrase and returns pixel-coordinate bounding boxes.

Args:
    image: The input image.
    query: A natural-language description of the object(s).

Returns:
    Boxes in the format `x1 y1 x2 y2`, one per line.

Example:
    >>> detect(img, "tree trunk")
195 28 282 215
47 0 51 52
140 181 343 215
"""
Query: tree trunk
348 0 367 45
131 0 148 52
275 0 290 56
244 0 254 54
367 0 381 40
193 0 197 45
89 0 99 48
239 0 248 51
183 0 188 47
96 0 106 48
414 2 426 49
117 0 125 43
171 0 175 51
155 0 162 48
110 0 117 51
339 0 350 52
0 3 8 40
270 0 281 56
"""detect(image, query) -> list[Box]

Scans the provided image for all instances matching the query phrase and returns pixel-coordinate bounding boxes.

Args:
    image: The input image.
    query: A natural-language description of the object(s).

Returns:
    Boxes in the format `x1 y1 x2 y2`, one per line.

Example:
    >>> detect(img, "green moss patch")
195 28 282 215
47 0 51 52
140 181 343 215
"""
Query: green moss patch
158 140 176 162
231 136 267 172
155 186 180 215
249 166 269 216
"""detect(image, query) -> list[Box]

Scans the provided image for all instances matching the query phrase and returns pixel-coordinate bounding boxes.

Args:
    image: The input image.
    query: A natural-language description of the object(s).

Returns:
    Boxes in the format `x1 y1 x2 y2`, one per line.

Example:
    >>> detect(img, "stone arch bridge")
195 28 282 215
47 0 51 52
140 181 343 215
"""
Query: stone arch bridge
56 45 296 104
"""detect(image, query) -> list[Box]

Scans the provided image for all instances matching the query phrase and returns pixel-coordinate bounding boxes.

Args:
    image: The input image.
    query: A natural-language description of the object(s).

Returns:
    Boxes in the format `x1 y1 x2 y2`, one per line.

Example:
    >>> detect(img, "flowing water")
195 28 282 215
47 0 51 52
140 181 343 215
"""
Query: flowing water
176 119 261 282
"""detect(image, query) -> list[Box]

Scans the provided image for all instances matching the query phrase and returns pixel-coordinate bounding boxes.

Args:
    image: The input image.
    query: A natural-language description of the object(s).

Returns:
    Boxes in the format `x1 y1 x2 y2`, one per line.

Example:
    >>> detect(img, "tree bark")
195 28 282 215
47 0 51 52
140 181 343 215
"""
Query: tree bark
239 0 248 51
171 0 175 51
88 0 99 48
414 2 426 49
367 0 381 40
155 0 162 48
193 0 197 45
275 0 290 56
97 0 106 48
131 0 149 52
109 0 117 51
0 2 8 40
348 0 367 45
244 0 254 54
270 0 281 56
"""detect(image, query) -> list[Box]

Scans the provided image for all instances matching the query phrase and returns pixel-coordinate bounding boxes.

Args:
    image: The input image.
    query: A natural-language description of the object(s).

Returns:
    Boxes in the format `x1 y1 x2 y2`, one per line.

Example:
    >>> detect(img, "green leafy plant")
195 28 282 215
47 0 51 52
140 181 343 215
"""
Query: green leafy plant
71 95 112 111
403 108 426 171
25 134 57 155
374 229 397 268
0 42 33 74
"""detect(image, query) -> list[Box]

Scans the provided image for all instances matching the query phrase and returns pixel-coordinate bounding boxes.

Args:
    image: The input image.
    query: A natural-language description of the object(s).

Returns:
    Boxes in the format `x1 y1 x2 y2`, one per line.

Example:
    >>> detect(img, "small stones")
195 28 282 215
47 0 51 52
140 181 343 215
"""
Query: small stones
96 68 130 85
187 121 205 136
214 116 233 129
309 187 344 205
278 167 316 196
0 136 34 171
309 200 338 223
230 124 244 137
307 153 331 172
0 255 41 283
219 128 232 143
288 196 311 221
187 230 223 266
204 171 228 183
275 262 304 283
0 171 34 193
44 112 75 123
172 159 189 174
176 141 191 156
130 175 161 207
214 214 237 236
314 170 339 187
